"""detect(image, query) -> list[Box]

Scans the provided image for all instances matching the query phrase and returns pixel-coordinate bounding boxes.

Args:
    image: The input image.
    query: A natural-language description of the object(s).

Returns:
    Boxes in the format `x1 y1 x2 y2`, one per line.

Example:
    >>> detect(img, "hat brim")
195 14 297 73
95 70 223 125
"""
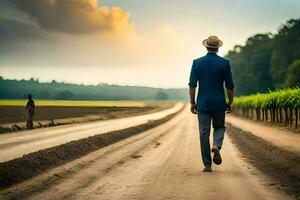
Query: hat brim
202 39 223 48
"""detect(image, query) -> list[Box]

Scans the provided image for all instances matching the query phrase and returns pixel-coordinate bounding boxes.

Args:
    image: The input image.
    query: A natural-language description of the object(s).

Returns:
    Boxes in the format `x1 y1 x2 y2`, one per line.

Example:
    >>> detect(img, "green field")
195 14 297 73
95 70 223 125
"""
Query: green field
0 100 146 108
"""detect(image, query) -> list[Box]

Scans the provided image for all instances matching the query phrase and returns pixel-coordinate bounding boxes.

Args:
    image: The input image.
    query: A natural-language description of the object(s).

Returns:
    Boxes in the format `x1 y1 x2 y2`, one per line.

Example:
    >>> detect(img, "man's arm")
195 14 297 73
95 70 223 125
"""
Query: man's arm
188 60 198 114
189 87 197 114
225 60 235 113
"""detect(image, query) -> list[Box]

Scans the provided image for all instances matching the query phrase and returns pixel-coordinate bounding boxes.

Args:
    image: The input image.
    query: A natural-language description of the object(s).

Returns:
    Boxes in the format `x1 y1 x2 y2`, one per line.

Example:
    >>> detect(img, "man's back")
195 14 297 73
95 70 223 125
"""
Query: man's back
188 35 235 172
189 52 234 111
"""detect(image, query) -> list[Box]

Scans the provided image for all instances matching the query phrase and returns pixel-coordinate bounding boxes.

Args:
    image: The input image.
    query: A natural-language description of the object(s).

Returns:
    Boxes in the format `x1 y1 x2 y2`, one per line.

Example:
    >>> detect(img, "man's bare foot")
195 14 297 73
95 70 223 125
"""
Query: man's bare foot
203 165 212 172
212 146 222 165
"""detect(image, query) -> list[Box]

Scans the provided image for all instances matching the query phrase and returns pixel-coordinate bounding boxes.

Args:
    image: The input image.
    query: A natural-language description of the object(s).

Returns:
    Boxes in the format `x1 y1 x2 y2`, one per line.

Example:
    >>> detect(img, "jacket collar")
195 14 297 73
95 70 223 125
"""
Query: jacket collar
206 52 217 55
207 51 217 55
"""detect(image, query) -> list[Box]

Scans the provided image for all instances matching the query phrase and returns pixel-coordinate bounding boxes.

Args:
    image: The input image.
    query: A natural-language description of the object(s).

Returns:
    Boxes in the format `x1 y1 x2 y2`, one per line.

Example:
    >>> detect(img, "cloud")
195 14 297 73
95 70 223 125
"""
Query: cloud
2 0 133 34
0 1 185 69
0 0 135 60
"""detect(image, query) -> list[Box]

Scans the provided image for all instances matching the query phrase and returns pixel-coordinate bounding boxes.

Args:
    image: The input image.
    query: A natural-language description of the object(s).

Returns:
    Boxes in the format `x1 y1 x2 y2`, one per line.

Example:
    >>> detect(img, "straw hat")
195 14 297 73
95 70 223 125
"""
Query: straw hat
202 35 223 48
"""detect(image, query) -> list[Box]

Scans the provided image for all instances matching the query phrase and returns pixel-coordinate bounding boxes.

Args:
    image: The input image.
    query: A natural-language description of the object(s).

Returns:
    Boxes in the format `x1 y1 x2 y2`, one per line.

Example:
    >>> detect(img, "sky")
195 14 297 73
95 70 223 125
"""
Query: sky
0 0 299 88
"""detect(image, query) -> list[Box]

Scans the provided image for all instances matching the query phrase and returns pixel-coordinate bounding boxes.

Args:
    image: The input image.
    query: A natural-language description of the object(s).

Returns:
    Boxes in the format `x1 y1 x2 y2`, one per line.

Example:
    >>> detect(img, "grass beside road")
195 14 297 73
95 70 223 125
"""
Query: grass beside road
0 100 146 107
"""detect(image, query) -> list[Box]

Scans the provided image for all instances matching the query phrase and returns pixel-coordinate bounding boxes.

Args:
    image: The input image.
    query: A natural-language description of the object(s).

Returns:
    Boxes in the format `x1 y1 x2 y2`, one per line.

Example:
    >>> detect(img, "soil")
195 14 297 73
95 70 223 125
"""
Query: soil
226 115 300 153
0 106 154 124
0 110 180 189
227 124 300 199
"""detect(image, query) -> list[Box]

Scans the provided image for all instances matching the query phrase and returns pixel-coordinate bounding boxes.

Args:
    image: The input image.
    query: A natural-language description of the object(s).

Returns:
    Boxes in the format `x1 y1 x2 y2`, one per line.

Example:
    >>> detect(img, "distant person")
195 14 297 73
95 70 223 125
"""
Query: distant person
26 94 35 129
188 36 235 172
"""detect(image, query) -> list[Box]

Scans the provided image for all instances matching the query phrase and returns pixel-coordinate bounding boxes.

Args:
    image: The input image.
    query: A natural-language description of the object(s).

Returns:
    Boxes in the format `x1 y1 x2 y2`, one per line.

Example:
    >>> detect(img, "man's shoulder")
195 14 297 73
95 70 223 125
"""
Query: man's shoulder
193 54 229 63
193 56 207 64
216 55 230 63
193 56 205 62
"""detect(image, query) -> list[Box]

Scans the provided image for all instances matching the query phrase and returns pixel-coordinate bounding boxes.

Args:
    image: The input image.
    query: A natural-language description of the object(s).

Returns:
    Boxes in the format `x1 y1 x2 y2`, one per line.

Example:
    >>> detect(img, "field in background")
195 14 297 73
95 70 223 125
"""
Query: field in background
0 100 176 132
0 100 146 107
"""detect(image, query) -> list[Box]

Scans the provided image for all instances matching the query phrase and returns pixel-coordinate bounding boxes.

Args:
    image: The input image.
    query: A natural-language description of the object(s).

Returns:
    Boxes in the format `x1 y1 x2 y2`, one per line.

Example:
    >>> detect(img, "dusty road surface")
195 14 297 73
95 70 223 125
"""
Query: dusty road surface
0 107 291 200
0 103 183 162
226 115 300 153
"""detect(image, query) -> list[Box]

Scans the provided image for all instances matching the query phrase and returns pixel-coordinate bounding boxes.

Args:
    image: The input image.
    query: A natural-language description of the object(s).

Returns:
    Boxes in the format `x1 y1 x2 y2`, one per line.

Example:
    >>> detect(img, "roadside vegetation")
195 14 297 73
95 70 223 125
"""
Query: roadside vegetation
234 88 300 129
228 18 300 130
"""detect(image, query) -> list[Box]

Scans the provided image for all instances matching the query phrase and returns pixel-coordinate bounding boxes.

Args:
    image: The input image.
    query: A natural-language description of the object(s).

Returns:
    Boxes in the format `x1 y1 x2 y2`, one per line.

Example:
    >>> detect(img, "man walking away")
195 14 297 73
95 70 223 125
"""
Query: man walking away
188 36 234 172
26 94 35 129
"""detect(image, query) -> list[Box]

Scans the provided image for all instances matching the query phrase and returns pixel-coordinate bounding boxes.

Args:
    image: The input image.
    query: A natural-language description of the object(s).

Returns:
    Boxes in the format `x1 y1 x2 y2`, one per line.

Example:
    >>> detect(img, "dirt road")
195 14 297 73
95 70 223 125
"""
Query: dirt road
0 107 291 200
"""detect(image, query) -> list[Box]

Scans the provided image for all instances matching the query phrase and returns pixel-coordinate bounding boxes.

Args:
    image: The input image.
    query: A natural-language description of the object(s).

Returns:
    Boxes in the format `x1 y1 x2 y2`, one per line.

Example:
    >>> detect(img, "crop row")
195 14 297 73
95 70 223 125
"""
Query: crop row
233 88 300 129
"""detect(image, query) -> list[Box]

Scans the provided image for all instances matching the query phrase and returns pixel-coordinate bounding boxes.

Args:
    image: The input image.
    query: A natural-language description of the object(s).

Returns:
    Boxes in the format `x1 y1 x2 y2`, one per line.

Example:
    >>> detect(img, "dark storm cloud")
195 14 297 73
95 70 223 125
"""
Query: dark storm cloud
1 0 131 34
0 0 133 65
0 17 50 55
0 18 43 40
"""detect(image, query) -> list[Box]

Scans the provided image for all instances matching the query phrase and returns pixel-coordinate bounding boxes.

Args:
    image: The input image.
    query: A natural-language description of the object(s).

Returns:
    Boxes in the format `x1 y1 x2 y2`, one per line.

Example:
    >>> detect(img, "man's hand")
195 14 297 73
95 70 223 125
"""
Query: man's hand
226 103 233 114
226 89 234 114
190 103 198 114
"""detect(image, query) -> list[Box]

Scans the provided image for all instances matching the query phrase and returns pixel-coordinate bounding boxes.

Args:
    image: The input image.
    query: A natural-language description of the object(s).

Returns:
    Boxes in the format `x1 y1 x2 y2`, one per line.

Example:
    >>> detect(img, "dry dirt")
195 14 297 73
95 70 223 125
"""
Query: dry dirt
227 124 300 199
0 107 153 124
0 111 178 189
226 115 300 153
0 108 292 200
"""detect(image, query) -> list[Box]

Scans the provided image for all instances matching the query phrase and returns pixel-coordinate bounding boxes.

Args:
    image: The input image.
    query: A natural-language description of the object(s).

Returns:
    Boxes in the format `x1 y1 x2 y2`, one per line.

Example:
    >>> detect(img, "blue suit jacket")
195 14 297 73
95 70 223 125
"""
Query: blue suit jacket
188 53 234 112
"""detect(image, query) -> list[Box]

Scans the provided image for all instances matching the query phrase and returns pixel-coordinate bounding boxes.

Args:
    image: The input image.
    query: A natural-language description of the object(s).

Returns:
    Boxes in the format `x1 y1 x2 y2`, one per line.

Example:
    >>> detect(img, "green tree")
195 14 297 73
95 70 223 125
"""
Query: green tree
226 18 300 95
56 90 74 100
226 34 274 95
271 19 300 87
286 60 300 87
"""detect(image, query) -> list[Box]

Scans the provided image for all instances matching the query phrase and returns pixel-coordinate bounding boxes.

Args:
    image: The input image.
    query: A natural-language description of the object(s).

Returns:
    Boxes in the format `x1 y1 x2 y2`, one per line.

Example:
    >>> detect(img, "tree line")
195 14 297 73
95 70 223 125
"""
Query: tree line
0 77 188 101
226 18 300 96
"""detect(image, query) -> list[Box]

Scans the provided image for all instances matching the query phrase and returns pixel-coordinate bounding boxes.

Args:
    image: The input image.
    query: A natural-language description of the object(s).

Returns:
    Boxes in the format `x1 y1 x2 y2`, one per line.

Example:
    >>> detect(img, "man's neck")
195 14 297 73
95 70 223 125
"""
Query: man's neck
207 51 217 54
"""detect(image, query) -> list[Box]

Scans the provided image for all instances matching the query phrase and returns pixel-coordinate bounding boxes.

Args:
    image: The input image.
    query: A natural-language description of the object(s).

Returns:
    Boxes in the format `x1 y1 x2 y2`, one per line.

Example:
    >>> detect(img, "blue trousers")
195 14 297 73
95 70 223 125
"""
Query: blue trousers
197 111 226 167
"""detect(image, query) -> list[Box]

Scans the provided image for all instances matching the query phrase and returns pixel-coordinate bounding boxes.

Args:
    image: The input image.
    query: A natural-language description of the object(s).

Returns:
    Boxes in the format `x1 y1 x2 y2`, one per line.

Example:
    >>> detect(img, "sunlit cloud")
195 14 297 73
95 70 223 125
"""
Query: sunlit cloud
2 0 133 35
0 0 186 70
0 0 186 68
